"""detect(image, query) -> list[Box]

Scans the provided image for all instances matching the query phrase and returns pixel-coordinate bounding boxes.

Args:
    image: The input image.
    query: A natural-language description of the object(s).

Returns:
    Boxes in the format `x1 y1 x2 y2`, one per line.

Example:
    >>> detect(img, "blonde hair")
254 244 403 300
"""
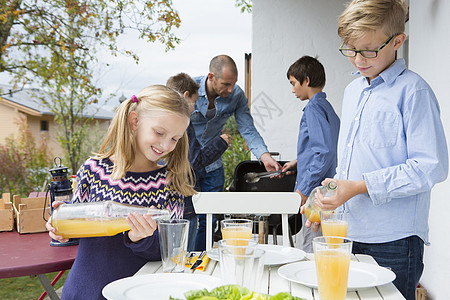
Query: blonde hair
97 85 196 196
338 0 408 43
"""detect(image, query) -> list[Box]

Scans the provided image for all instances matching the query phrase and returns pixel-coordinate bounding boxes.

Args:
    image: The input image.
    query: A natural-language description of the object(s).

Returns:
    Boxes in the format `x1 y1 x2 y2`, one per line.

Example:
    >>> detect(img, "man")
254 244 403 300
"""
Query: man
190 55 280 250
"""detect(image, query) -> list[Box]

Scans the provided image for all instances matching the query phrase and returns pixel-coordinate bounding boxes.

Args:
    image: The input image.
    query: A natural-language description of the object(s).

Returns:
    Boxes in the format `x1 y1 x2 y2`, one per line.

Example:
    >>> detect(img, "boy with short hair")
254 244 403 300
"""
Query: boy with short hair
314 1 448 299
166 72 231 251
281 56 340 253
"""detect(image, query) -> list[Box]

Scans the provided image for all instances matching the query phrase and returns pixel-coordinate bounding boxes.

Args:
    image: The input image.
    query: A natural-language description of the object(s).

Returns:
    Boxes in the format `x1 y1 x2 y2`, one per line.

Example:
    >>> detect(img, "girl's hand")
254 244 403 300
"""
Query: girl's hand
126 212 158 243
46 201 68 242
315 178 368 211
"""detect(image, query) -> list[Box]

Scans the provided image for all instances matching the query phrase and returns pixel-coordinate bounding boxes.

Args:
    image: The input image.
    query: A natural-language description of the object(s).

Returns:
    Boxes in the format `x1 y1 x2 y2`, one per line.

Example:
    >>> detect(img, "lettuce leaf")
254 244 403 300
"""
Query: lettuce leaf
209 284 250 299
180 285 306 300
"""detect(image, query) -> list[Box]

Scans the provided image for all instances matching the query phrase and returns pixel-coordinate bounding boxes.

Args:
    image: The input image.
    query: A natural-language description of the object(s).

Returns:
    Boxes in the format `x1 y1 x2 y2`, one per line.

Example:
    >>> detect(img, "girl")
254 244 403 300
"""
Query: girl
46 85 196 299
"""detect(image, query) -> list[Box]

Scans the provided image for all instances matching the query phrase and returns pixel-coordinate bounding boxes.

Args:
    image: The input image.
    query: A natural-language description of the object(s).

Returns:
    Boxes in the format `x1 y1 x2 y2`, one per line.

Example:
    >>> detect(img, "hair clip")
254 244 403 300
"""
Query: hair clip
131 95 138 103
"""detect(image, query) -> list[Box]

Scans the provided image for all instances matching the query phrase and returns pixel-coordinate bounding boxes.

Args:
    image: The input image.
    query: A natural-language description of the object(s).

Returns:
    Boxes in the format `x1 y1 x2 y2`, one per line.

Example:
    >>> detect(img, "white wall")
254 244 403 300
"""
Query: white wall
252 0 354 160
409 1 450 299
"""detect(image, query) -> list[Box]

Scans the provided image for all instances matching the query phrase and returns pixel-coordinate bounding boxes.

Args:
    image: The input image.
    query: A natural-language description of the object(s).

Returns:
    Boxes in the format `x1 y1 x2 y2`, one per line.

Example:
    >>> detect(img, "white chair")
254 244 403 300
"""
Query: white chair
192 192 301 251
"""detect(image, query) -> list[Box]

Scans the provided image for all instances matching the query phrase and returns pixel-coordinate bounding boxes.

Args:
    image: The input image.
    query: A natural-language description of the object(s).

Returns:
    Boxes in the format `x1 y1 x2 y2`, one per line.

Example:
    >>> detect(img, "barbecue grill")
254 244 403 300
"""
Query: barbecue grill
228 157 302 246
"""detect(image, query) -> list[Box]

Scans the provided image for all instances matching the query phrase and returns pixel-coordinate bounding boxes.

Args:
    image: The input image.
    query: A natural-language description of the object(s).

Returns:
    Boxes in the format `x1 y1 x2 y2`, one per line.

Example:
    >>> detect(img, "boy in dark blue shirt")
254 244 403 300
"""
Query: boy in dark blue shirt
167 73 231 251
281 56 340 252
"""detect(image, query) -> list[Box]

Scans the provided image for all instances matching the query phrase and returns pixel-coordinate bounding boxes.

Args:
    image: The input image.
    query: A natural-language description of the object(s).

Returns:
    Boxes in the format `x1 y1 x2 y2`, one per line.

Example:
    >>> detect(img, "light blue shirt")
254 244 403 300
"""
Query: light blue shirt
191 76 269 172
337 59 448 245
295 92 340 196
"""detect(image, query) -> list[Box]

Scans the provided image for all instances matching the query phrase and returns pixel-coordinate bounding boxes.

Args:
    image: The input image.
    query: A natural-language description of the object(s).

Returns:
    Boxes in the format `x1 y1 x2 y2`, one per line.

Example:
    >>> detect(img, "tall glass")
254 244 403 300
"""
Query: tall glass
218 239 264 291
221 219 252 241
313 236 352 300
320 210 348 241
158 219 189 273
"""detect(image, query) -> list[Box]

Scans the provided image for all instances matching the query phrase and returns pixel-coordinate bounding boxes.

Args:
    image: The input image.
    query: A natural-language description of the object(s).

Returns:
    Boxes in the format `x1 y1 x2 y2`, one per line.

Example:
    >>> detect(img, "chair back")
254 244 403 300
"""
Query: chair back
192 192 301 250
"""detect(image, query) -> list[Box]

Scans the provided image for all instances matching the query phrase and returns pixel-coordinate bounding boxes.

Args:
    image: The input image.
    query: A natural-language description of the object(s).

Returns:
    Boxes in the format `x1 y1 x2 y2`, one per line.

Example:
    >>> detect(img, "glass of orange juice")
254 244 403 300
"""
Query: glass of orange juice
221 219 253 241
313 236 352 300
320 210 348 240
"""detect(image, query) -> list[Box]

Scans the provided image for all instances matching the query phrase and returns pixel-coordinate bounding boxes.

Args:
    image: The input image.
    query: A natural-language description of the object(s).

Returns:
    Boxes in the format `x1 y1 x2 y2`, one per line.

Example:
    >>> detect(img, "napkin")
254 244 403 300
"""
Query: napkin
185 252 210 271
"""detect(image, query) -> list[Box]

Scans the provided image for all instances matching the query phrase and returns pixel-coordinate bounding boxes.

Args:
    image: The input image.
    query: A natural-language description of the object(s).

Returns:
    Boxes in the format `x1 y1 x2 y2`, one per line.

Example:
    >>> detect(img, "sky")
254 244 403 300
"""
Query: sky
97 0 252 110
0 0 252 111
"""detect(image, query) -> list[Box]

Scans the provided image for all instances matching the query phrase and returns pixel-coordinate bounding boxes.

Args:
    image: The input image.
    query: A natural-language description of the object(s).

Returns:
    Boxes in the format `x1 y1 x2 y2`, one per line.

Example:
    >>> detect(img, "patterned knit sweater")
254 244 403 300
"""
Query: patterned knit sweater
61 158 184 300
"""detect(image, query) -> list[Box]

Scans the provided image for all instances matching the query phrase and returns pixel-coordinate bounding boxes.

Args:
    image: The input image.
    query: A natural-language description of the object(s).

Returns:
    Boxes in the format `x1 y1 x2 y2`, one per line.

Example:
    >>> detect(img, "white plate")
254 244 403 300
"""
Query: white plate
278 261 396 291
208 244 306 266
102 273 223 300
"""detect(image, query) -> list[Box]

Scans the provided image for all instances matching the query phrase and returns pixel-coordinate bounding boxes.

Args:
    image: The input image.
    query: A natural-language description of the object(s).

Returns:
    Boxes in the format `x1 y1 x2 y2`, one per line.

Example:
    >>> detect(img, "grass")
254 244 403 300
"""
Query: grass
0 271 68 300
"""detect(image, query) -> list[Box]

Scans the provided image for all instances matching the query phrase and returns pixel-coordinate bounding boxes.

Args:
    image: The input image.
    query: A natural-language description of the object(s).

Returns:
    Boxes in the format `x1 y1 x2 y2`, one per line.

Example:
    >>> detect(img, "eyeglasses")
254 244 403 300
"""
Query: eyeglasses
339 35 395 58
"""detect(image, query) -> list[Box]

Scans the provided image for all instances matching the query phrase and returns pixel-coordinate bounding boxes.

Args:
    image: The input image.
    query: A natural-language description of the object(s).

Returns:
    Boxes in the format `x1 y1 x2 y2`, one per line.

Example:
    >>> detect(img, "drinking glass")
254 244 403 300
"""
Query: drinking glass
221 219 252 241
313 236 352 300
320 210 348 240
158 219 189 273
218 239 264 291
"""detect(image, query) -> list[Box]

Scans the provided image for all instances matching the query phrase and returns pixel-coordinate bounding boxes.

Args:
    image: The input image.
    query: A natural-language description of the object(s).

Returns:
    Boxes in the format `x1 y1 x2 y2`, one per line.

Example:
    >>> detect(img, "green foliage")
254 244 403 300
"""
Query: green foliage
234 0 252 13
0 0 182 80
222 116 250 190
74 120 109 171
0 115 51 197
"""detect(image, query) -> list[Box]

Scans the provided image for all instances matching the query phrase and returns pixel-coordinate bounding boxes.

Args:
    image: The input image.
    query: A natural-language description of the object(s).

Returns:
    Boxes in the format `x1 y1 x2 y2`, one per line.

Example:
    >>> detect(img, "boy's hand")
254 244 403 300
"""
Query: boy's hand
295 188 307 206
220 133 233 146
126 212 158 243
260 152 281 172
282 160 297 176
315 178 368 210
300 204 320 232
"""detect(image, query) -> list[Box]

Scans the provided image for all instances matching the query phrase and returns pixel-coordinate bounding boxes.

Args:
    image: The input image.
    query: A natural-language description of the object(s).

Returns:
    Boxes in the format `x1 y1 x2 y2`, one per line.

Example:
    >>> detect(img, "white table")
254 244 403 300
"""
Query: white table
135 253 405 300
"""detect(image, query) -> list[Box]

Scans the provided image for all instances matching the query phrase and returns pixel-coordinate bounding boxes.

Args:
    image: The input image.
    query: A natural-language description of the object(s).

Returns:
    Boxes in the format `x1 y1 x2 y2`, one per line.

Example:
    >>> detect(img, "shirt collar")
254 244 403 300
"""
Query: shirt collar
379 58 406 85
351 58 406 86
198 75 208 98
302 92 327 111
310 91 326 101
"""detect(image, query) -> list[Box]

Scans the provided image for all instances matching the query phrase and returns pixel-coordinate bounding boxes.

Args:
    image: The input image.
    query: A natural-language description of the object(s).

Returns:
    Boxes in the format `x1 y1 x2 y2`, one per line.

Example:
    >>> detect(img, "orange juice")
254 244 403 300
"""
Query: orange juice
304 205 321 223
53 218 130 238
222 226 252 241
315 249 350 300
321 220 348 238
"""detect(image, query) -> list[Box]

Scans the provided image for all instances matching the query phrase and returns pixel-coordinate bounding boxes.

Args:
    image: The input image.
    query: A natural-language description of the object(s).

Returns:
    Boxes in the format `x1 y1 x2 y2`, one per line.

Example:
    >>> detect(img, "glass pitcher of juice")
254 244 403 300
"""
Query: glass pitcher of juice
51 201 170 238
304 181 337 223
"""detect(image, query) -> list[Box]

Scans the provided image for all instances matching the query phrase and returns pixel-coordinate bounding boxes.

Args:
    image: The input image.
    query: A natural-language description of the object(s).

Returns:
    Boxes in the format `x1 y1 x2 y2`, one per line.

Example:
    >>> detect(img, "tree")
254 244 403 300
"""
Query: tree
1 0 182 172
0 0 181 86
0 0 251 173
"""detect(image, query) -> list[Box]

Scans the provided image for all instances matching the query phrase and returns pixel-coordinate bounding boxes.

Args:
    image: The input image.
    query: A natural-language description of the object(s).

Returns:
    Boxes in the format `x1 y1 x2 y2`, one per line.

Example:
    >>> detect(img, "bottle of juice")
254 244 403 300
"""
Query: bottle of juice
304 182 337 223
51 201 170 238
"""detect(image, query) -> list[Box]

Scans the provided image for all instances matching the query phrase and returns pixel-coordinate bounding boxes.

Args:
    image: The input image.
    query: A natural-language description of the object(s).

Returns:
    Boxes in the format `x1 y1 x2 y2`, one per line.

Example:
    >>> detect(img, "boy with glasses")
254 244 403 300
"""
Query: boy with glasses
308 1 448 299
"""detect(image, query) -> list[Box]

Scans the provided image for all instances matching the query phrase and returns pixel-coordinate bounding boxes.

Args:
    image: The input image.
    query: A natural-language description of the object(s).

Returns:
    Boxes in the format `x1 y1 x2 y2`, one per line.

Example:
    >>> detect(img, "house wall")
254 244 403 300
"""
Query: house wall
1 103 111 165
252 0 353 160
0 102 20 142
409 1 450 298
27 114 57 156
253 0 450 298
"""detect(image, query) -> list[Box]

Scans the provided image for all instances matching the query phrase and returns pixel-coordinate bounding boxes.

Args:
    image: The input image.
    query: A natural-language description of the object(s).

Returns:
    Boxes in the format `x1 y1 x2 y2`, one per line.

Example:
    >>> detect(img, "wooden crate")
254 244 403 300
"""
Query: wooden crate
12 194 51 234
416 284 427 300
0 193 14 232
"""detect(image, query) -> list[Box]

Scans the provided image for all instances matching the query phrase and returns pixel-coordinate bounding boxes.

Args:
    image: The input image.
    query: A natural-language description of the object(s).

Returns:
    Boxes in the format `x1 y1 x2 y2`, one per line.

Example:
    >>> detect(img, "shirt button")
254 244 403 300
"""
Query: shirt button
354 117 359 121
347 143 351 147
364 91 369 95
342 170 347 175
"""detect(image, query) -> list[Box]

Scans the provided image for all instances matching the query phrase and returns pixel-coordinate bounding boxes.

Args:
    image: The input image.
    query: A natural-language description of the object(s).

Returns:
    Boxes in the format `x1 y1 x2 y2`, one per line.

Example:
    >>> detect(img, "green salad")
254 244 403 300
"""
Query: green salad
169 284 306 300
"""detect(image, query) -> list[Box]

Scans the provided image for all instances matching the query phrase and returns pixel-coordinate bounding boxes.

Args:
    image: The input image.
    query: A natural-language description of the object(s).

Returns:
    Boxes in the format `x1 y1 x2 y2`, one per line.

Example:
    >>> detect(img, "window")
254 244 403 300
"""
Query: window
40 120 48 131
